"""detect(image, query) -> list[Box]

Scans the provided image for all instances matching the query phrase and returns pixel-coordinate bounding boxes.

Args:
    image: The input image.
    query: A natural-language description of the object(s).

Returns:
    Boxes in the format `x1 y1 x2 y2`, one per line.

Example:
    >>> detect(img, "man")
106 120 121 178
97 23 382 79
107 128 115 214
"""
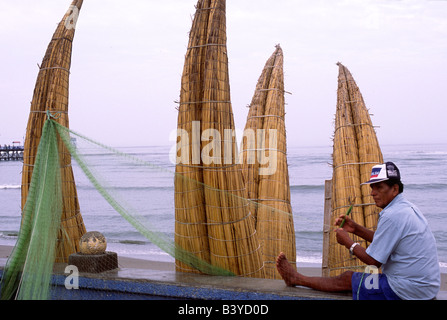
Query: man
276 162 441 300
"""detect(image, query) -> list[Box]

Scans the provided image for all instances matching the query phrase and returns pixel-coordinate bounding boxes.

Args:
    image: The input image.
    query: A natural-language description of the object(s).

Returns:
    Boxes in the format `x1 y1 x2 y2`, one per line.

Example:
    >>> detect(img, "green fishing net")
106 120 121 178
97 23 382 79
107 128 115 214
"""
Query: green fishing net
0 119 63 300
55 121 235 278
0 118 236 300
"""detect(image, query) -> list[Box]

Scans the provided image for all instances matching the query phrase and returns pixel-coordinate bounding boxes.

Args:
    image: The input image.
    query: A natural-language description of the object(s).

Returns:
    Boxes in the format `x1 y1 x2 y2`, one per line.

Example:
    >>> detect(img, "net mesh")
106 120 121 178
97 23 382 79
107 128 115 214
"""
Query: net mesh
55 121 235 277
4 117 296 299
1 119 63 300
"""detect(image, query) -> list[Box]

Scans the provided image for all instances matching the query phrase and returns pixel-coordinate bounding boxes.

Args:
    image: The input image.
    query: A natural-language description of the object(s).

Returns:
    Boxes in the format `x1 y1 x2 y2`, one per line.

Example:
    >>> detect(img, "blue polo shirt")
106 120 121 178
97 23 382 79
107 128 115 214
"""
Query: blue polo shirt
366 193 440 300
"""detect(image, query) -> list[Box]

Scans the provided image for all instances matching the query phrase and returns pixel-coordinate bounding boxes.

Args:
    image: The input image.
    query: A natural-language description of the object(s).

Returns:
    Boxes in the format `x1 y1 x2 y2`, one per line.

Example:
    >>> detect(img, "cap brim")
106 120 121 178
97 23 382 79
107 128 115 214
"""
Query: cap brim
360 178 389 185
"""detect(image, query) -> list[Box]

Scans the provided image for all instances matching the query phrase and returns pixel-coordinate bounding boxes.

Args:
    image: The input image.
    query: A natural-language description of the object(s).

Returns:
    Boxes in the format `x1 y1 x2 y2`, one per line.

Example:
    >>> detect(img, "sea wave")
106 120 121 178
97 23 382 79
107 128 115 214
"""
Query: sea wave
76 184 174 192
0 185 20 190
290 184 324 191
406 183 447 191
296 255 323 265
0 231 19 240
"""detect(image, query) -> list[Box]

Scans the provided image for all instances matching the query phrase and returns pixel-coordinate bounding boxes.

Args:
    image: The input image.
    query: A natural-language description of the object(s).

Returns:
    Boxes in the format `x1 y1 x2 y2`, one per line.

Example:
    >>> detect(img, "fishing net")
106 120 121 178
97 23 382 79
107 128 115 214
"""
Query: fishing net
1 116 244 300
0 119 63 300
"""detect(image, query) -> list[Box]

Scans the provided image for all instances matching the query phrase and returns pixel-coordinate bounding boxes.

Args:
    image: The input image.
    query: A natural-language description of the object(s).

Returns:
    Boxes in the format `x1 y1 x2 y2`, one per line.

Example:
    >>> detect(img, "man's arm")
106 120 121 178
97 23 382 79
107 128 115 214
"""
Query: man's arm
350 241 382 268
353 224 375 243
335 228 382 268
335 214 375 242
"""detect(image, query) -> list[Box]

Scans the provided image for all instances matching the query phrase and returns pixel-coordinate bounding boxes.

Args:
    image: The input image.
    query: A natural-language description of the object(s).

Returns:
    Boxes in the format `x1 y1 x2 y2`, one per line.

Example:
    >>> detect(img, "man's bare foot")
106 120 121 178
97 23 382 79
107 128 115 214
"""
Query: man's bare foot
277 252 354 292
276 252 302 287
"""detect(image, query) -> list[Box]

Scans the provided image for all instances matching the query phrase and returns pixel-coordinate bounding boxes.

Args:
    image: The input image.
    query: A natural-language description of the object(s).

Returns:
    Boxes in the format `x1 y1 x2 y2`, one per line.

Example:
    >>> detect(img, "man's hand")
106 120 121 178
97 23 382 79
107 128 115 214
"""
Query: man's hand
335 222 382 268
335 227 354 249
335 214 356 234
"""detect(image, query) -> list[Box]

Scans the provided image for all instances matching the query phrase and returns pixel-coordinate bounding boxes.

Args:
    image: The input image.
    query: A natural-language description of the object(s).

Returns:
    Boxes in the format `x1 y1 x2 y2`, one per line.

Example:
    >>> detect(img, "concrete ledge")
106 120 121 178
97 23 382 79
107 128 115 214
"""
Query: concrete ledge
0 260 350 300
51 267 352 300
2 258 444 300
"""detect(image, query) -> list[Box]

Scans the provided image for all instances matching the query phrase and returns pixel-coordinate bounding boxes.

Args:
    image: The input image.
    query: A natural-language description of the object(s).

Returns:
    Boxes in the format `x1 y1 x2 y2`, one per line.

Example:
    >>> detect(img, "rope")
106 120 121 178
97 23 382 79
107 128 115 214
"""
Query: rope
257 88 292 95
187 44 226 50
333 161 381 169
30 110 68 115
246 115 285 120
176 100 231 105
240 148 287 156
39 66 71 74
334 122 378 134
332 202 376 212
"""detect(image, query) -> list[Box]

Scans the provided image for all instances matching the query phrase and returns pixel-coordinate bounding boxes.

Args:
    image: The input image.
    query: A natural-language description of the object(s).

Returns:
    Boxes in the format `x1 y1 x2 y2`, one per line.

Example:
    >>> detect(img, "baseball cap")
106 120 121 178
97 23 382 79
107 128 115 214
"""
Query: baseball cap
361 162 401 185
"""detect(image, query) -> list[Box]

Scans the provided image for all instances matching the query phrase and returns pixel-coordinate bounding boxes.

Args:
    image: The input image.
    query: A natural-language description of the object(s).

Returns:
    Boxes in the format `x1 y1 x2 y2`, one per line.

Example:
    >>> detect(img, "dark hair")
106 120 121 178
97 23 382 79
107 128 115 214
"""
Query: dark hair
385 179 404 194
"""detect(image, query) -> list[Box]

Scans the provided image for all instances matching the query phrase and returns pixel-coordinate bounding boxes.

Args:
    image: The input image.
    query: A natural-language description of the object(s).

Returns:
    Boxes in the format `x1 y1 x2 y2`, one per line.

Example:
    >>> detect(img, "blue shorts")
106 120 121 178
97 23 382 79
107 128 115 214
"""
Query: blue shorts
351 272 401 300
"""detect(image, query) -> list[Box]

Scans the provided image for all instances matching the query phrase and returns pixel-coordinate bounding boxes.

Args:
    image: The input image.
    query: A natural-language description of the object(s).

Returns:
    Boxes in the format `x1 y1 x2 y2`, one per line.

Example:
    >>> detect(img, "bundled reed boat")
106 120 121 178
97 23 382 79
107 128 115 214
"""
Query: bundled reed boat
21 0 86 263
241 45 296 279
174 0 264 278
326 63 383 276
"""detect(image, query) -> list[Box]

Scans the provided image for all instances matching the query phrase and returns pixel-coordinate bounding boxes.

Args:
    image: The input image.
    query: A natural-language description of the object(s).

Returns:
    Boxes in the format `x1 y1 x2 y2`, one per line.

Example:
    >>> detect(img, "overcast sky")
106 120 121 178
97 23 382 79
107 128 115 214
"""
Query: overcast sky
1 0 446 149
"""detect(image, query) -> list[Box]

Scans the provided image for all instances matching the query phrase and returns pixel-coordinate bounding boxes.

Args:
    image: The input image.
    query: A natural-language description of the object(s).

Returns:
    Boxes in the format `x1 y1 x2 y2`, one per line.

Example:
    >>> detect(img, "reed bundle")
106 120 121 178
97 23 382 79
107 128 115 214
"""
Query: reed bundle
341 65 383 232
241 49 277 211
174 0 264 278
174 0 210 274
241 46 296 279
21 0 86 263
328 63 383 276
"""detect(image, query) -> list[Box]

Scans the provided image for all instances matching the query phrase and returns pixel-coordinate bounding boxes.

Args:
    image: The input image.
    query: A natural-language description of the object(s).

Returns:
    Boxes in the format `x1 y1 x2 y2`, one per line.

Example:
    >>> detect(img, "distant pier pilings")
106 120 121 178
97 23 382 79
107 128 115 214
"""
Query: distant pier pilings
0 145 24 161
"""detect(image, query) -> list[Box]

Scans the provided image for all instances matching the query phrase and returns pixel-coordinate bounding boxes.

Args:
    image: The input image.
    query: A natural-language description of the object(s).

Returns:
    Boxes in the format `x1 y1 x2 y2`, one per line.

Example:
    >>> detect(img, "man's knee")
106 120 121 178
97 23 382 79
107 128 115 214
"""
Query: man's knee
340 271 354 279
338 271 354 287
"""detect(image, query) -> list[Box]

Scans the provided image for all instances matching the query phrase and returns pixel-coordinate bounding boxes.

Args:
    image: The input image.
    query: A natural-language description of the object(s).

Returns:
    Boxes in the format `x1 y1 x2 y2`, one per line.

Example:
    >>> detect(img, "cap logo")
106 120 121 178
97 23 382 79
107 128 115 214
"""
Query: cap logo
370 167 381 179
387 168 398 178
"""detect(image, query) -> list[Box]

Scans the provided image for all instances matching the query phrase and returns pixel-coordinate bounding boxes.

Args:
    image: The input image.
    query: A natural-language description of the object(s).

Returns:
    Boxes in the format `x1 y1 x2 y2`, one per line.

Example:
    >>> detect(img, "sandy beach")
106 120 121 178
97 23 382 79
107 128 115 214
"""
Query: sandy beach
1 244 445 293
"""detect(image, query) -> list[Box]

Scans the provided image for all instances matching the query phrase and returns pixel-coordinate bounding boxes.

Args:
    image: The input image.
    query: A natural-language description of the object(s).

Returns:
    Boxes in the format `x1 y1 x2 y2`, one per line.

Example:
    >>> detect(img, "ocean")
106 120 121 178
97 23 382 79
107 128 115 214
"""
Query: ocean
1 142 446 272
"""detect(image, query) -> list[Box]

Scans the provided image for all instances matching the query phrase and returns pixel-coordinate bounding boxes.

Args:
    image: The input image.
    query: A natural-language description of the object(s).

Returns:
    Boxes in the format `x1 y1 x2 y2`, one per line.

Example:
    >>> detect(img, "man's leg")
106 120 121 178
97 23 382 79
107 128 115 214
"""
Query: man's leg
276 252 353 292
